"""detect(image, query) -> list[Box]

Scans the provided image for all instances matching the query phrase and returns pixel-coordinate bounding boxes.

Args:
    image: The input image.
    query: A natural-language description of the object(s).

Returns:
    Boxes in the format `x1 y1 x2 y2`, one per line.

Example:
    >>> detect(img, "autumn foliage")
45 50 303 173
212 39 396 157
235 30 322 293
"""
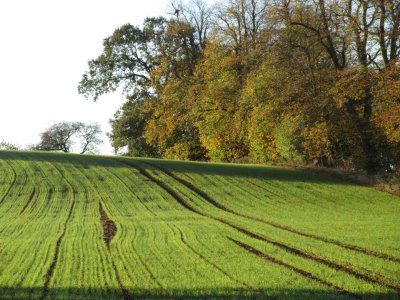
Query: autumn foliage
79 0 400 174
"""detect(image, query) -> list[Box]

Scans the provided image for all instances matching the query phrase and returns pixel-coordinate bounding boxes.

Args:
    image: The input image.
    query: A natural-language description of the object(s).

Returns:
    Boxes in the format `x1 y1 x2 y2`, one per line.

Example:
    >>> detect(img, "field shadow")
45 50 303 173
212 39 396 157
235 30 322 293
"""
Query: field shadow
0 150 363 186
136 157 355 186
0 287 398 300
0 151 122 169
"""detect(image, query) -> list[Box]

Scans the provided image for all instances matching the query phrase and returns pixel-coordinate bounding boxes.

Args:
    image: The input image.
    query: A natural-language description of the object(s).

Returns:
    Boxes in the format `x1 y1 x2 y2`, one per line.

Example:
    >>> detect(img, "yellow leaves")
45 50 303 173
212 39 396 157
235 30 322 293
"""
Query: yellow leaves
373 104 400 144
301 122 332 161
330 68 372 109
371 65 400 144
164 143 191 160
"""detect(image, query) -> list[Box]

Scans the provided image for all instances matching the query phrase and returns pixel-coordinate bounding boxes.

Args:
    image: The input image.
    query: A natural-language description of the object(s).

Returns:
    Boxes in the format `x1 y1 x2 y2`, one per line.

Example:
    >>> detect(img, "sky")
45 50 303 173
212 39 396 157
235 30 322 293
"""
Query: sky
0 0 190 154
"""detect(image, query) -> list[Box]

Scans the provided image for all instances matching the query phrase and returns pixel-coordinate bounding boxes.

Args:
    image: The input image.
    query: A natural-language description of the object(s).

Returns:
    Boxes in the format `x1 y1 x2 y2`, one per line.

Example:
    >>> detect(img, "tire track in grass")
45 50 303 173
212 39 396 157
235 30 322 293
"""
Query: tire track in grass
229 238 358 299
0 158 30 235
106 161 243 290
172 225 251 289
245 179 288 200
146 162 400 264
61 160 138 298
19 187 36 214
130 162 204 216
67 160 143 298
0 159 18 205
122 161 400 293
101 210 162 293
244 178 400 261
106 164 210 288
41 200 75 300
55 159 138 300
89 163 167 290
0 160 56 237
103 167 164 216
25 160 55 214
75 161 163 293
40 163 76 300
220 220 400 292
111 259 132 300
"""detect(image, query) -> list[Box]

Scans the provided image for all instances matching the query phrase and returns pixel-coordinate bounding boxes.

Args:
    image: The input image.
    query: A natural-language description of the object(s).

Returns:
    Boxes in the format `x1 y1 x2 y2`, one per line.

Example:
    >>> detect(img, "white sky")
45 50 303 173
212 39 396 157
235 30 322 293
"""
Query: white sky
0 0 196 154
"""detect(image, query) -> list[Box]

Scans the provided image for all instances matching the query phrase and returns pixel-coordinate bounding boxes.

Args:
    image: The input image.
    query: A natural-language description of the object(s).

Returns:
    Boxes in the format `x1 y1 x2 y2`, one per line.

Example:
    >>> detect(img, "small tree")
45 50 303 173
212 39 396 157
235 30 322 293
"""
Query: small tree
35 122 102 154
37 122 81 152
77 123 103 154
0 140 19 150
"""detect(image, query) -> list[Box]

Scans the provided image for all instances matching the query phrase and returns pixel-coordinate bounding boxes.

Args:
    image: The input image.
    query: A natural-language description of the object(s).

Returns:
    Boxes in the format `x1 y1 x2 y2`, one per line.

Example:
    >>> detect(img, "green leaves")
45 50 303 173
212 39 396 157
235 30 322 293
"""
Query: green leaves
78 19 165 101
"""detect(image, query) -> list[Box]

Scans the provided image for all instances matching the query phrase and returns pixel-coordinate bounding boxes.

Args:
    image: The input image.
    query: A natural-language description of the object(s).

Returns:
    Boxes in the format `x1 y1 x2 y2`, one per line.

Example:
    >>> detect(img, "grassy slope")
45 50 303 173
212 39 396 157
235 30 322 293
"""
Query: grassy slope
0 151 399 299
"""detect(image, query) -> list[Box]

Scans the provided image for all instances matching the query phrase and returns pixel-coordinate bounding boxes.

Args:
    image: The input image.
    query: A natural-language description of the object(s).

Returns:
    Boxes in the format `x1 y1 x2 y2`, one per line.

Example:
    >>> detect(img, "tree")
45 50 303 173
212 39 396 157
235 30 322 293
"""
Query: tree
169 0 212 49
109 100 158 156
79 13 208 160
78 17 168 102
194 42 248 161
36 122 81 152
35 122 102 154
77 123 103 154
0 140 19 150
280 0 400 172
78 0 399 173
212 0 269 54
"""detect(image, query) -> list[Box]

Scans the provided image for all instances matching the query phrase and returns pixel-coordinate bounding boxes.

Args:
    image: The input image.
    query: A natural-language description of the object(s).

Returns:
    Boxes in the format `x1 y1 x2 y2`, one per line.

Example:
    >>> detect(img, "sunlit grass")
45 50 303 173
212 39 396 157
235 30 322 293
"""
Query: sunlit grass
0 151 399 299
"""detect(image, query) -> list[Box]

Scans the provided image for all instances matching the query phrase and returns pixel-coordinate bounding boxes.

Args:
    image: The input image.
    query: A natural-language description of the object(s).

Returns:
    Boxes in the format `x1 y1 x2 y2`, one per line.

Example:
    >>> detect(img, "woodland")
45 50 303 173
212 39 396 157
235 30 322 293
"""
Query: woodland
78 0 400 174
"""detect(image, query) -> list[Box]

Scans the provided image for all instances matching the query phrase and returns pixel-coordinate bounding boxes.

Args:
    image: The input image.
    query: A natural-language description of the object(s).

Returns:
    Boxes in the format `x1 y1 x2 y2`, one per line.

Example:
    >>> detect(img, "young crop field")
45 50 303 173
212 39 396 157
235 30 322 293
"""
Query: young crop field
0 151 399 299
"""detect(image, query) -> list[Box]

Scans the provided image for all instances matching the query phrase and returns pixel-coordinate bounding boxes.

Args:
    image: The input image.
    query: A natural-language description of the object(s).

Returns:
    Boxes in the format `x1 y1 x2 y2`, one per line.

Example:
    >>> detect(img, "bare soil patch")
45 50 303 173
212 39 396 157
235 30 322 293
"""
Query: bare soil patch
99 203 117 248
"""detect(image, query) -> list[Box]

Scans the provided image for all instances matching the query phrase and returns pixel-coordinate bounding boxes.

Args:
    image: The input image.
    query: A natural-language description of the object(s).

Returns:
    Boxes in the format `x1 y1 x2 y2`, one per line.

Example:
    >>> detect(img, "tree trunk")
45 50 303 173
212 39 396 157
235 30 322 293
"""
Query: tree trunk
345 92 379 173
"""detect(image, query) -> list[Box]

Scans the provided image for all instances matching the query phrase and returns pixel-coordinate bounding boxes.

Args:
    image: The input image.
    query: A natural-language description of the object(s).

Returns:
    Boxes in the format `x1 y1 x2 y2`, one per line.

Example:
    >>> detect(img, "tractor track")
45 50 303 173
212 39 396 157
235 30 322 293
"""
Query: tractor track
41 199 75 300
121 160 400 293
103 166 162 216
92 163 167 290
77 160 165 295
145 162 400 264
68 162 134 299
109 163 236 290
110 259 132 300
229 238 358 299
20 187 36 214
173 225 251 289
0 159 54 237
73 162 159 298
61 161 134 300
218 219 400 292
0 159 18 205
129 162 204 216
40 163 76 300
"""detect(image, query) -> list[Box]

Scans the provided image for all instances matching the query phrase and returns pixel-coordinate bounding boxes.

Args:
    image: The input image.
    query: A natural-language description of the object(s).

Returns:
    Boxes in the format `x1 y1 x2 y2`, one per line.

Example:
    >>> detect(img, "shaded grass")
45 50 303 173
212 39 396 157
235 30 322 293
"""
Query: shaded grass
4 287 399 300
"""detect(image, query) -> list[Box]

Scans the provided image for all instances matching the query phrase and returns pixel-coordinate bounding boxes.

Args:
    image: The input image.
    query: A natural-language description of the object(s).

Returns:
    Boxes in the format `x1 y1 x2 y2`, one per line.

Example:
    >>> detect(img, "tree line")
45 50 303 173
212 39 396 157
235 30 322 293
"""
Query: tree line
79 0 400 174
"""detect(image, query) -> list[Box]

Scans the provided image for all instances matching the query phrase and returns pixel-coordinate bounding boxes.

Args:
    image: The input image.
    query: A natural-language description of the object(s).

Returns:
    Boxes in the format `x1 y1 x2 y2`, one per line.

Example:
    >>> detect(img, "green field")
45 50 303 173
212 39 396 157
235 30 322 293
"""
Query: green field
0 151 399 299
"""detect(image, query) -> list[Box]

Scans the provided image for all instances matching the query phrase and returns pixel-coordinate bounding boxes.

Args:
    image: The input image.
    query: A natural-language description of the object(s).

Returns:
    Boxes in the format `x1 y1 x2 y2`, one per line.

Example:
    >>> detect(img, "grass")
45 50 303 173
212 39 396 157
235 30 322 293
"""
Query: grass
0 150 399 299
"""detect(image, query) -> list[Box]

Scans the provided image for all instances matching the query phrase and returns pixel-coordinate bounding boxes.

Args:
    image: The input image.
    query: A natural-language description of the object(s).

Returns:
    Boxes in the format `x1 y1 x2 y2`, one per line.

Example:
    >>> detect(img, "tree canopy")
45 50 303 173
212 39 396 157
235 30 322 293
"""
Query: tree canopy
34 122 103 154
0 140 19 151
79 0 400 174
